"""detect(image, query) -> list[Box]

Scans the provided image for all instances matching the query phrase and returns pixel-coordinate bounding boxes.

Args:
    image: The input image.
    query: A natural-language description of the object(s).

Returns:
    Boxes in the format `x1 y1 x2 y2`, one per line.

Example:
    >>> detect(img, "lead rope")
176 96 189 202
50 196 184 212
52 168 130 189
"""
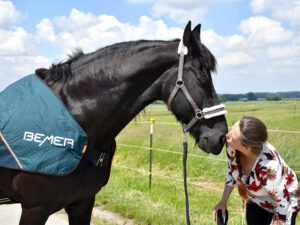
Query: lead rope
180 122 191 225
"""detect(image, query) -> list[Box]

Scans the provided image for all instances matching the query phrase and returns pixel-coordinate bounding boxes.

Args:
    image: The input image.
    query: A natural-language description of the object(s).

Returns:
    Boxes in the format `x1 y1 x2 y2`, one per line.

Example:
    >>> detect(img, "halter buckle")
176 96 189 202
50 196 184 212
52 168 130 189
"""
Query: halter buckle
195 109 204 119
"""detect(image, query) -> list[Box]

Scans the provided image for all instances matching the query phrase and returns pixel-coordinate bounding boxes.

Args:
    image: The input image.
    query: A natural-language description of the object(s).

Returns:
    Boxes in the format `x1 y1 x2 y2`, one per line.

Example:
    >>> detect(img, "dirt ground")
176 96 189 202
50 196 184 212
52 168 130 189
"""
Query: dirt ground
0 204 134 225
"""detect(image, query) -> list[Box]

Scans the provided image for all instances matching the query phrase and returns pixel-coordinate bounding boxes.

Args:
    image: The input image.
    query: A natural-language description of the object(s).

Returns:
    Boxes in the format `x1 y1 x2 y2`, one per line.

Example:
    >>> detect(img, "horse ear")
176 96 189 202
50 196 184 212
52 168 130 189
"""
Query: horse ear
192 24 201 43
182 21 191 47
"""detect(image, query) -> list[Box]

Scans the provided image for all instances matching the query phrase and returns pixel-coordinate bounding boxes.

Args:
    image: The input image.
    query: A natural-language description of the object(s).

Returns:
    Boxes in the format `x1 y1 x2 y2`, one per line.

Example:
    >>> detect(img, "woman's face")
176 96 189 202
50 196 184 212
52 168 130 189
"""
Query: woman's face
226 121 245 150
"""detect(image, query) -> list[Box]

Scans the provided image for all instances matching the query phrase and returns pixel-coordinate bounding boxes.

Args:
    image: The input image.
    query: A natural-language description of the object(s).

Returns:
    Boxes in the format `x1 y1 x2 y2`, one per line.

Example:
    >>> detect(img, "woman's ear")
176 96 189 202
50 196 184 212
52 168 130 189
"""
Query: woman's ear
245 147 251 151
244 146 255 155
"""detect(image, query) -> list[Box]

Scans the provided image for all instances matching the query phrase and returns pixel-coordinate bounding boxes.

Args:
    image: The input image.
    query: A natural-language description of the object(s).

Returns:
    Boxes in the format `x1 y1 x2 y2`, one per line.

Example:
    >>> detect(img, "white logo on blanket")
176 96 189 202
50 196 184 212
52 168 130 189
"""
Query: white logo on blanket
23 131 74 148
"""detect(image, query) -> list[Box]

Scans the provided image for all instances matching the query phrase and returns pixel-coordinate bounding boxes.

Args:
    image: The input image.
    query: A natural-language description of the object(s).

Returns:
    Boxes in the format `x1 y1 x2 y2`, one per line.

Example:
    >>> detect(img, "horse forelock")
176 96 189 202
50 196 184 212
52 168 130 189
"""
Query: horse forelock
200 44 217 72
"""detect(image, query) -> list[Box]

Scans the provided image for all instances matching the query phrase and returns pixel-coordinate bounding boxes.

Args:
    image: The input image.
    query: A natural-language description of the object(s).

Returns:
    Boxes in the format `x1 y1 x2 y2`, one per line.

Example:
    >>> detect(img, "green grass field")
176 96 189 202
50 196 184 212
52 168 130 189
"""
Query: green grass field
94 100 300 225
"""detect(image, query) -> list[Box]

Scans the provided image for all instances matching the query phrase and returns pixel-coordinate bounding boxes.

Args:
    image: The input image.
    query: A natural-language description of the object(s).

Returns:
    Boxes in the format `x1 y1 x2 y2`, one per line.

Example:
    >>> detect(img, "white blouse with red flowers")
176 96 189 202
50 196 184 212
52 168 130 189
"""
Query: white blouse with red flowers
225 142 300 225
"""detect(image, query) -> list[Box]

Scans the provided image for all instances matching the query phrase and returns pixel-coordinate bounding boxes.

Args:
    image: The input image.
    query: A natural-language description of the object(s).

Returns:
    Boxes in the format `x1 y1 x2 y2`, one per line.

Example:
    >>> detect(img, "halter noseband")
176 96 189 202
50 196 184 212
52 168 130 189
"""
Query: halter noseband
167 40 227 133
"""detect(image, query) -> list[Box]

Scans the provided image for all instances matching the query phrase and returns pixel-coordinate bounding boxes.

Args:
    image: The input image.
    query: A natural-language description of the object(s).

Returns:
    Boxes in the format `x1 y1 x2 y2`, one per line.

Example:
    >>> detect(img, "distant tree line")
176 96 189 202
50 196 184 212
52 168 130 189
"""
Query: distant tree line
218 91 300 102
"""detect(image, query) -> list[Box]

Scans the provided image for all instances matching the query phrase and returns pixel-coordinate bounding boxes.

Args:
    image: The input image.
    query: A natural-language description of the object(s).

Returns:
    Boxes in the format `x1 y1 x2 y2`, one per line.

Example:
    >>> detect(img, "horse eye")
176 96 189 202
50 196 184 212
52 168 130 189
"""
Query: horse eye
196 73 209 84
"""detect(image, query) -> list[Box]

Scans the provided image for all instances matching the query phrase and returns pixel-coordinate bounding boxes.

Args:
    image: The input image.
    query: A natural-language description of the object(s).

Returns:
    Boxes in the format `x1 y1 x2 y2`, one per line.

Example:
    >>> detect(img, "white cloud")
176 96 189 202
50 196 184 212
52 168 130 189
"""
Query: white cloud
250 0 300 29
0 0 20 29
0 55 50 74
239 16 293 46
36 18 56 42
202 30 246 54
151 3 207 23
0 1 50 91
130 16 182 39
0 1 35 56
218 51 254 66
0 27 34 56
267 46 300 58
0 55 51 91
35 10 183 54
53 9 100 31
250 0 269 13
199 15 300 93
128 0 237 23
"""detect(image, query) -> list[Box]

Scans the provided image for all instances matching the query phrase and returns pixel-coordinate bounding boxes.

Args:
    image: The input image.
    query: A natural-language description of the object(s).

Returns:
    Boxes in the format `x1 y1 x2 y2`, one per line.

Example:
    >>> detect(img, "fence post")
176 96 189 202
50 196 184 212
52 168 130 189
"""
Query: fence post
149 118 155 190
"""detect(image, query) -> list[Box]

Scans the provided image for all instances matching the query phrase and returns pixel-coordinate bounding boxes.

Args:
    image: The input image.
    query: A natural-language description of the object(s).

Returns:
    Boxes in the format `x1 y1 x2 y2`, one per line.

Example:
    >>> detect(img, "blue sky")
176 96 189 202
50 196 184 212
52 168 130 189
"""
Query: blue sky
1 0 300 94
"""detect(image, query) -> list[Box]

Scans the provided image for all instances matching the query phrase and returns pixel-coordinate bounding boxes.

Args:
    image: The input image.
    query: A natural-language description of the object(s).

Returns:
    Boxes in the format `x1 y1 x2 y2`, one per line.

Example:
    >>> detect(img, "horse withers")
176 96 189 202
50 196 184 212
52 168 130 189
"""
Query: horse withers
0 21 227 225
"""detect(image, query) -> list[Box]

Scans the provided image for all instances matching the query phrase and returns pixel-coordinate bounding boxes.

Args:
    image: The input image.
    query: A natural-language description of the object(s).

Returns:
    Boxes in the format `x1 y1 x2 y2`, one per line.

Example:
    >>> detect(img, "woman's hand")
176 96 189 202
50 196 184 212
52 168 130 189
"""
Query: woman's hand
213 200 227 222
213 185 234 221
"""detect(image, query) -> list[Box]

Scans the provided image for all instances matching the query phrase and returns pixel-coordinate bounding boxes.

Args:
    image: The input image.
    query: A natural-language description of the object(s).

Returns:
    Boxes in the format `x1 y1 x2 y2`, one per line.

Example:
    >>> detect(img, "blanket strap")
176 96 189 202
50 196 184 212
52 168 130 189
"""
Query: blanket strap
84 149 112 168
83 140 116 186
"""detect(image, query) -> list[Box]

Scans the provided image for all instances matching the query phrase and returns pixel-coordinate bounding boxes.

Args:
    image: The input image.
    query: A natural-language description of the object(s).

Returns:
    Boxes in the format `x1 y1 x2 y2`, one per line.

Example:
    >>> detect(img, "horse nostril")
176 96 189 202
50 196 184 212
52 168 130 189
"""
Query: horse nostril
203 136 208 145
198 136 209 152
219 135 226 146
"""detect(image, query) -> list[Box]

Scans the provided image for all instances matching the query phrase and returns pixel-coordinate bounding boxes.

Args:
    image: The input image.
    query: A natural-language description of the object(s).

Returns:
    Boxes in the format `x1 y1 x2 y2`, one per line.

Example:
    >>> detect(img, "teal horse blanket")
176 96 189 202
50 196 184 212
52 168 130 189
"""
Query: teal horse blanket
0 74 88 175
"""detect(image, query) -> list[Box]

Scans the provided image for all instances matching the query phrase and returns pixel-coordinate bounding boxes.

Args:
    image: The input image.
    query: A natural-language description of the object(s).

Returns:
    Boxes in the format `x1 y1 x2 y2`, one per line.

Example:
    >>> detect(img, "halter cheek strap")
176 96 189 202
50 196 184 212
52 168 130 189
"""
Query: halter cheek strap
167 41 227 133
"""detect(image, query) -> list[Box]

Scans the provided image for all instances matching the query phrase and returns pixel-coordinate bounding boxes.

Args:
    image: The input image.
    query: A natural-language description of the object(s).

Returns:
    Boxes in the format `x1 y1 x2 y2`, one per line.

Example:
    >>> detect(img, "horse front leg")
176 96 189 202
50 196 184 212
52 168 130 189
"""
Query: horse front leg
65 197 95 225
19 206 50 225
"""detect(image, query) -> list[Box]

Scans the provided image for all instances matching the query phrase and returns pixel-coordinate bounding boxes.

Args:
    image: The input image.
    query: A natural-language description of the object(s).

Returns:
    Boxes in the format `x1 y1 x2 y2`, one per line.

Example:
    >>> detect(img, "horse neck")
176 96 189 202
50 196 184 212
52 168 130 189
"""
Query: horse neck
61 41 179 144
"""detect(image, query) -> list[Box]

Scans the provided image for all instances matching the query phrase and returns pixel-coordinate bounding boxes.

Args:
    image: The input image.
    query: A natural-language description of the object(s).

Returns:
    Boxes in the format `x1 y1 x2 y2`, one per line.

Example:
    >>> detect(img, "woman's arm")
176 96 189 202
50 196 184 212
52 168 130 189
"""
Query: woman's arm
213 149 237 221
213 185 234 221
221 184 235 203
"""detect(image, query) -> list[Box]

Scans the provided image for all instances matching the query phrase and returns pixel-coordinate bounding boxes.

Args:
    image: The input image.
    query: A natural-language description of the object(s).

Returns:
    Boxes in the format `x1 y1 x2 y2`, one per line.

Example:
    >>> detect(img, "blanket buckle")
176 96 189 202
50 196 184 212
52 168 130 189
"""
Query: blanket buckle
96 153 106 167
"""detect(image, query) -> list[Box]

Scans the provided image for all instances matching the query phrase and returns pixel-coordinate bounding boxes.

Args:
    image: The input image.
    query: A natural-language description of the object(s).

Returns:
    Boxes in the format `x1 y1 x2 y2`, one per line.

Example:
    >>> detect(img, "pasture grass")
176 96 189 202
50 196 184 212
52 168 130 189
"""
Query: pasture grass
95 100 300 225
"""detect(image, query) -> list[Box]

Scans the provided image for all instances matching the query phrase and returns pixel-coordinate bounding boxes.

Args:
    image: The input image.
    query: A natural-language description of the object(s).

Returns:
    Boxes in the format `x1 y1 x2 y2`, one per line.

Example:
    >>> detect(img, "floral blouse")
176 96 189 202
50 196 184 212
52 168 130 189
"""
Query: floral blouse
226 142 300 225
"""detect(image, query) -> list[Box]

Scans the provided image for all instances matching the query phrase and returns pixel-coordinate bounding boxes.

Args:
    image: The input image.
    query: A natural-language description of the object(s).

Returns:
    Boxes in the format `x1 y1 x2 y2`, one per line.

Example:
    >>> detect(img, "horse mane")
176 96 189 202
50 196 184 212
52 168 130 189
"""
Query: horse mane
35 40 178 86
35 48 83 86
35 39 217 86
67 48 84 63
70 39 180 68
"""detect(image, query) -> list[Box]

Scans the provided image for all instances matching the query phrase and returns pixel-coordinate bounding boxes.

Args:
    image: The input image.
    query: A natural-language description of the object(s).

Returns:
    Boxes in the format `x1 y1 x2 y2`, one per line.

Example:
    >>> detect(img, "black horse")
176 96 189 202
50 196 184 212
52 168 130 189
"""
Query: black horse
0 22 227 225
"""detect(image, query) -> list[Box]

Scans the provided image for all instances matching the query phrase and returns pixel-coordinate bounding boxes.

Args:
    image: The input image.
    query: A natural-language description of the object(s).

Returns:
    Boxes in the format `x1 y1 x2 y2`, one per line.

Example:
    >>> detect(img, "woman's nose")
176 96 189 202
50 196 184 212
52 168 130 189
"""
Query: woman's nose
226 133 230 139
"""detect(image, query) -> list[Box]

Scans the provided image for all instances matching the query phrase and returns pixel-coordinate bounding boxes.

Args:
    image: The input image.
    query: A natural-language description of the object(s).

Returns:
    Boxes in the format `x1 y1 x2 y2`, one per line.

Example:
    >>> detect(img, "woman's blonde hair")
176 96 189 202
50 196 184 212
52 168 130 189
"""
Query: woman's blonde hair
236 116 268 202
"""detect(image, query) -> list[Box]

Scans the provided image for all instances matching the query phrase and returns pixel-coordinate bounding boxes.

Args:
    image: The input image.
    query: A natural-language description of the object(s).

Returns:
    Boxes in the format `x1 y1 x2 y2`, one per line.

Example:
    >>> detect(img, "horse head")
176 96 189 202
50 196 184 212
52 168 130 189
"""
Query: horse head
162 21 228 155
34 22 227 154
